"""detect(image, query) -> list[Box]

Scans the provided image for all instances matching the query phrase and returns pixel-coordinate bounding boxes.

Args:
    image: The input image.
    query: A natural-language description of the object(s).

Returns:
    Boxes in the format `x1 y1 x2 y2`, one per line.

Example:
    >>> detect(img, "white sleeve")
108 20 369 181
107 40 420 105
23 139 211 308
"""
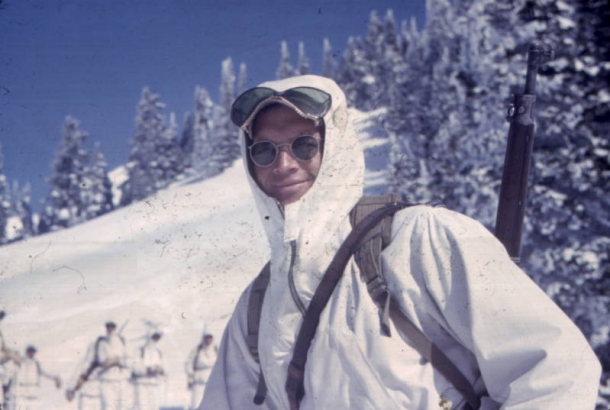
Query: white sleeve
131 347 146 377
199 283 276 410
185 347 197 375
384 206 601 409
96 339 109 363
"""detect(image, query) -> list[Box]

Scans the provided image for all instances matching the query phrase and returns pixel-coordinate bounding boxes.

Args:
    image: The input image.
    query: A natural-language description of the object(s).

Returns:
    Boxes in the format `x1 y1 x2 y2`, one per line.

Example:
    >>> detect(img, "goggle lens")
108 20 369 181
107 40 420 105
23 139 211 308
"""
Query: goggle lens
249 135 320 167
231 87 332 128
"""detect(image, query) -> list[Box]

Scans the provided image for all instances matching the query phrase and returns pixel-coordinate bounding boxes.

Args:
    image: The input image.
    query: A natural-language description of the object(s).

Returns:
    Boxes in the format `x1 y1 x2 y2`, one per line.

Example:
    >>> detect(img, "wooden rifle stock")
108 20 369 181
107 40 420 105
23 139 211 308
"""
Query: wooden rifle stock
495 44 554 263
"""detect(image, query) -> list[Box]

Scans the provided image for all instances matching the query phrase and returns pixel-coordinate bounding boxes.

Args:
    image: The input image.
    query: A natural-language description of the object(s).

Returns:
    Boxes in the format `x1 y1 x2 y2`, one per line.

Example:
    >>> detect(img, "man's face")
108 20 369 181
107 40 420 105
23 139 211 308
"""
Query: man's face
251 105 323 206
204 336 213 346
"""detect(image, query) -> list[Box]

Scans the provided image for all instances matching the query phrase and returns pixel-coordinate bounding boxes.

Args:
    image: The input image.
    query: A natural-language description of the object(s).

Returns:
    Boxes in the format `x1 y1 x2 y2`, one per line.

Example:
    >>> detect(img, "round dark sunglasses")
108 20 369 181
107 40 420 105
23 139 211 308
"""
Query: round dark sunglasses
248 135 321 167
231 86 332 129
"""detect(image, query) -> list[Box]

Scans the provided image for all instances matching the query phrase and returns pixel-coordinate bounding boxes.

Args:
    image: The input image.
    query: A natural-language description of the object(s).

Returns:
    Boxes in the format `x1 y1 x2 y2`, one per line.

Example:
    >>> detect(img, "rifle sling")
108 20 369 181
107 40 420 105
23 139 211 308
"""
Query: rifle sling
388 299 480 409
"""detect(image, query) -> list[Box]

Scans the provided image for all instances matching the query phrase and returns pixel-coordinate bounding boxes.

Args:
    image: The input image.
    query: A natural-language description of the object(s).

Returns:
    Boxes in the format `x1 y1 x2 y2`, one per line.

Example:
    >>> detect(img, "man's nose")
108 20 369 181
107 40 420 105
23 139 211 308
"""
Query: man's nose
273 146 298 171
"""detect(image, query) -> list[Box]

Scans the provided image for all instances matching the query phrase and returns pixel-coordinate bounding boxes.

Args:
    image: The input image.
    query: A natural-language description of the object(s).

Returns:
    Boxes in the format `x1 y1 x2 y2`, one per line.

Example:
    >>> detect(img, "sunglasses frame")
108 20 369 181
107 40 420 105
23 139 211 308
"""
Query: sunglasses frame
247 135 322 168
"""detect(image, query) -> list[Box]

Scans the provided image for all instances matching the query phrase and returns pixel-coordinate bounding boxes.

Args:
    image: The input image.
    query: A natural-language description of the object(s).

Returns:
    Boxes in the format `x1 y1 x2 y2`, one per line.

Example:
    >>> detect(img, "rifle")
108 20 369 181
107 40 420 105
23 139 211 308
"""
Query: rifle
65 339 103 402
495 43 554 263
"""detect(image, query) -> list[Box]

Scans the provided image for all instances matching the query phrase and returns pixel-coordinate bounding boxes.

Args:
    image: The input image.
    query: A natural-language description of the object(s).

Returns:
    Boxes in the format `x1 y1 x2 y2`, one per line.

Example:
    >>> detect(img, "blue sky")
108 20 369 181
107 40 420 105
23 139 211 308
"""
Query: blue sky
1 0 425 209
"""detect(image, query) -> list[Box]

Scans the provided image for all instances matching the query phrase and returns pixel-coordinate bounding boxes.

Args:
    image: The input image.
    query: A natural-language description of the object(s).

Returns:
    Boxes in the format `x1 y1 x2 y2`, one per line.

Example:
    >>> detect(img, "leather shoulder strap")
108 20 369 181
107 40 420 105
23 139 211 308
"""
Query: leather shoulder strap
350 194 402 336
247 262 271 364
247 262 271 405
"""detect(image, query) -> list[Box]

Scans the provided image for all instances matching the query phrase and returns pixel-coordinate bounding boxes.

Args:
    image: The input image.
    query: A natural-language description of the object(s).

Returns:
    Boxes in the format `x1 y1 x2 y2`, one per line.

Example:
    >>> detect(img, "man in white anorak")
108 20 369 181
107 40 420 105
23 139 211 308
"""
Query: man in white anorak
185 333 217 410
131 331 165 410
8 345 61 410
96 321 130 410
0 307 10 408
0 308 22 409
199 75 601 409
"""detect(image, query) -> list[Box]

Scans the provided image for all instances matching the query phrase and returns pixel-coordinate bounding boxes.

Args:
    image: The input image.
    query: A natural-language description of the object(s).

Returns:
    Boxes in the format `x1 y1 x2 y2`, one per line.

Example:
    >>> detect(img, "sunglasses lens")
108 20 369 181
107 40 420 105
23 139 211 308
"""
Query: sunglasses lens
249 136 320 167
231 87 275 127
249 141 278 167
291 136 320 161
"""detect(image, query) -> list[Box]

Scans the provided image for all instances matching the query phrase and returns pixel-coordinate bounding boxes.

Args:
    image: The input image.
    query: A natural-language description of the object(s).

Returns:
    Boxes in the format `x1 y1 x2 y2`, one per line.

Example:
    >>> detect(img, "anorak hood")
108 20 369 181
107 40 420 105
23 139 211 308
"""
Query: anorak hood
239 75 365 248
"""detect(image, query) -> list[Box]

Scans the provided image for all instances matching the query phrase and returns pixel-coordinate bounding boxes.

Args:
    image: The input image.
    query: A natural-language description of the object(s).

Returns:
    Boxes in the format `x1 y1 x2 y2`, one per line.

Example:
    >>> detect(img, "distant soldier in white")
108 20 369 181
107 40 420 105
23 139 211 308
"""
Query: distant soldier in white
65 337 102 410
0 308 21 409
0 307 8 408
185 333 217 410
131 331 165 410
96 321 130 410
9 345 61 410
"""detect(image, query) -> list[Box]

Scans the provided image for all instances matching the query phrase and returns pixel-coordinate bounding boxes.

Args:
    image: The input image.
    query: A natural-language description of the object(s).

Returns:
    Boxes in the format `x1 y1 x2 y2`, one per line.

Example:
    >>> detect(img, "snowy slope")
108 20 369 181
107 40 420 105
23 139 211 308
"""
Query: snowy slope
0 109 390 409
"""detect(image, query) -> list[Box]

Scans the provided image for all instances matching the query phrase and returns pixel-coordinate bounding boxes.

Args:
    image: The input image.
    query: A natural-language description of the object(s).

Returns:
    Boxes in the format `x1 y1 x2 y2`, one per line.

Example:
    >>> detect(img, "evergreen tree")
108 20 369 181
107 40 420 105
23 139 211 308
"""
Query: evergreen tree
297 41 310 75
20 182 34 236
180 112 195 155
121 87 182 205
337 10 406 110
322 38 336 79
155 111 185 183
9 180 34 240
368 10 404 109
238 62 248 94
276 41 296 79
0 145 10 244
209 58 241 176
182 86 215 176
38 116 90 233
336 36 369 107
81 142 114 219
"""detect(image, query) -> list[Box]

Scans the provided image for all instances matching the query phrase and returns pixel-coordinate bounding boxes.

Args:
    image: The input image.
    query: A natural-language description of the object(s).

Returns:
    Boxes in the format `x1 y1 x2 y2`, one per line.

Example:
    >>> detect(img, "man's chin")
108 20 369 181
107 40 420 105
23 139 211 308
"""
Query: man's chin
272 182 311 206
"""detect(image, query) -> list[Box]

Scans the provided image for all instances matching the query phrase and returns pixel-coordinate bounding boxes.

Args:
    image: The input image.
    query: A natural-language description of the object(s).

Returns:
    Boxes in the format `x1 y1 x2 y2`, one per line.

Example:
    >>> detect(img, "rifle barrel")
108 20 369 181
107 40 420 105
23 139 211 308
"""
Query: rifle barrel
495 43 554 263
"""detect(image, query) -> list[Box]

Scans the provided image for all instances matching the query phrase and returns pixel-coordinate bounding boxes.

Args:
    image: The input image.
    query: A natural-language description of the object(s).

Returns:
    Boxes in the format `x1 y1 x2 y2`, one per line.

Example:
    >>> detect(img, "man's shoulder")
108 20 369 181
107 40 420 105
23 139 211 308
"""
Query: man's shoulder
393 203 460 226
392 204 492 240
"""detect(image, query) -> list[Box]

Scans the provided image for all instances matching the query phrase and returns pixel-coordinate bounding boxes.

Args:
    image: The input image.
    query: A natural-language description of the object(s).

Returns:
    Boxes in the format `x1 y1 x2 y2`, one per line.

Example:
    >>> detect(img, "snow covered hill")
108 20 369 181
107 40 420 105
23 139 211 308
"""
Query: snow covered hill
0 109 390 409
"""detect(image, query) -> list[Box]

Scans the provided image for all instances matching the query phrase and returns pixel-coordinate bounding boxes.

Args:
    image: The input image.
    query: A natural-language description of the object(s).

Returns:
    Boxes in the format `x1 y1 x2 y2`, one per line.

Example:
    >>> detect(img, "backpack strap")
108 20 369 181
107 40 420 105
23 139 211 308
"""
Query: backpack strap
247 262 271 405
350 194 401 336
351 195 481 410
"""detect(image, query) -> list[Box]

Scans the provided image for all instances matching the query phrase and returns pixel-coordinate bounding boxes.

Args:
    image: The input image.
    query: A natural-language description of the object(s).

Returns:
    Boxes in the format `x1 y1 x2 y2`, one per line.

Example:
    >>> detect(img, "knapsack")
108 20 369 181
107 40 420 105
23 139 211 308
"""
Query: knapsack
247 195 481 409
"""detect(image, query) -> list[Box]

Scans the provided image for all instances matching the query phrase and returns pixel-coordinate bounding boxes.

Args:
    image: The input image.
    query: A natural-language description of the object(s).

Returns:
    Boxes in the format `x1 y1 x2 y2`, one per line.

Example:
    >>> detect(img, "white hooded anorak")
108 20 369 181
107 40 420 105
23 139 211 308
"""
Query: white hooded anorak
200 75 601 410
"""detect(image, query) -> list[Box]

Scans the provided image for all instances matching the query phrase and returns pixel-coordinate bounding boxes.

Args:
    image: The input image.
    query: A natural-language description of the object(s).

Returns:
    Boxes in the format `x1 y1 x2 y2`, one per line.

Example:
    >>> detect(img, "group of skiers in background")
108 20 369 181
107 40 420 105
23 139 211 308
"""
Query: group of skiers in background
0 308 218 410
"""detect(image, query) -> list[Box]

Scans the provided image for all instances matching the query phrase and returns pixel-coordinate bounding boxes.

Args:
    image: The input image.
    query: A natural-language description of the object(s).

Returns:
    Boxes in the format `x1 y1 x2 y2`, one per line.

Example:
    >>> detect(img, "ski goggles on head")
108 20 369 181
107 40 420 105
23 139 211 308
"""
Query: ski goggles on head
248 135 321 167
231 86 332 131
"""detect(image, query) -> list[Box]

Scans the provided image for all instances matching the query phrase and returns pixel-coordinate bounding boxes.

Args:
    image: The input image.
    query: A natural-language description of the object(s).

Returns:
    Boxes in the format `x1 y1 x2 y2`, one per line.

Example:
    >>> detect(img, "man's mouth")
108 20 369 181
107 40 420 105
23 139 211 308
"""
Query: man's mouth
274 180 306 188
